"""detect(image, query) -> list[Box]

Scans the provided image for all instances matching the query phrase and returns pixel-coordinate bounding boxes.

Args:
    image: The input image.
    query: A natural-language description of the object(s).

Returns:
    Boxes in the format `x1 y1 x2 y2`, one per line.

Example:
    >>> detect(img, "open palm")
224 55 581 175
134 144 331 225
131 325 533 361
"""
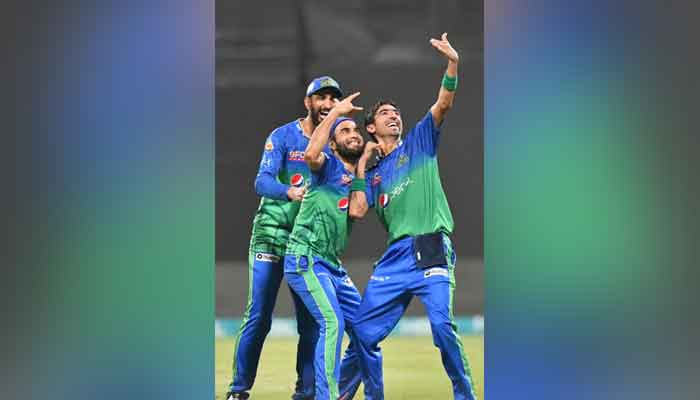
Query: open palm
430 32 459 63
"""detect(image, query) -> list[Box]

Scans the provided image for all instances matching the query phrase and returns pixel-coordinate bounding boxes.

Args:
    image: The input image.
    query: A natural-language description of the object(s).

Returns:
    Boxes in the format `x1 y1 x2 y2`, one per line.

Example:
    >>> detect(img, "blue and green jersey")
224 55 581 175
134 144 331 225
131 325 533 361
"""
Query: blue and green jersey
250 119 328 256
365 111 454 244
286 153 355 269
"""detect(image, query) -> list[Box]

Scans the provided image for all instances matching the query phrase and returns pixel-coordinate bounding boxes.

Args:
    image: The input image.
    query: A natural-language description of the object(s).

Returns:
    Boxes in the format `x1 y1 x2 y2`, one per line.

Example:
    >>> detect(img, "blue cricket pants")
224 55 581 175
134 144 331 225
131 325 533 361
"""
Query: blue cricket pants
229 251 317 398
285 254 382 400
353 235 478 400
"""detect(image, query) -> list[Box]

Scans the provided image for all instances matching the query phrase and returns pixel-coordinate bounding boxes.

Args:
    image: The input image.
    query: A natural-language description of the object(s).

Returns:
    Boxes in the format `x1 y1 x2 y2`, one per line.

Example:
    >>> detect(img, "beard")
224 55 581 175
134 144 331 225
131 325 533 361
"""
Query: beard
310 107 328 127
335 141 364 163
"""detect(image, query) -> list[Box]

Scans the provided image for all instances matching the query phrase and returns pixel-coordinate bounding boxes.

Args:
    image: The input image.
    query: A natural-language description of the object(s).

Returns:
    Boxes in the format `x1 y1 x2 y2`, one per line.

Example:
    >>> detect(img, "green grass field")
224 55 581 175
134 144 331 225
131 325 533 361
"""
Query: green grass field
216 335 483 399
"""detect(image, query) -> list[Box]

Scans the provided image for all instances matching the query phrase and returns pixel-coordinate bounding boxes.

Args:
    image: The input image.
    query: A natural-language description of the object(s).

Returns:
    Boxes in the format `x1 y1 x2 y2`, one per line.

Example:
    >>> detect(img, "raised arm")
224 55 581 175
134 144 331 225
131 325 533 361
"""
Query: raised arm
348 141 379 219
429 32 460 127
304 92 363 170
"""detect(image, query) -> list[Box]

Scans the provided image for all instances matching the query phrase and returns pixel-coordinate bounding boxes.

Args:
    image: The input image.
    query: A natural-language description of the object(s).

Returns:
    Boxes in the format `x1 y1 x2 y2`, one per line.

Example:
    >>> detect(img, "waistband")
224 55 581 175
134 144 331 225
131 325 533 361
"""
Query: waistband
389 231 453 248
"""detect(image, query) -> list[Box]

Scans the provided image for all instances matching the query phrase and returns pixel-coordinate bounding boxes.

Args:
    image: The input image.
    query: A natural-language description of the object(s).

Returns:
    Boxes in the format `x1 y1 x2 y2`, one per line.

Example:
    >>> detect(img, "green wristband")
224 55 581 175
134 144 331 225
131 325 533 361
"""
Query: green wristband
442 73 458 91
350 178 367 192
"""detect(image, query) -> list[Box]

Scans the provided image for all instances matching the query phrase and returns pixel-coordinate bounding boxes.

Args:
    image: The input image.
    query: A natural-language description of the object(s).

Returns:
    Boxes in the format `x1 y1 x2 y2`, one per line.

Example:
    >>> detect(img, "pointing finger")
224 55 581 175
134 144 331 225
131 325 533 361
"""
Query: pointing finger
346 92 361 101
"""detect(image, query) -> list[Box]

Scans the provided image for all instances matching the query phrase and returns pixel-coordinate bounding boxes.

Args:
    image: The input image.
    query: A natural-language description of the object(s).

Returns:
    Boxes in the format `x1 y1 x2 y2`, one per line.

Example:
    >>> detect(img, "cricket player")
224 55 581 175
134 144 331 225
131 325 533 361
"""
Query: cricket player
348 33 478 399
226 76 344 400
284 93 383 400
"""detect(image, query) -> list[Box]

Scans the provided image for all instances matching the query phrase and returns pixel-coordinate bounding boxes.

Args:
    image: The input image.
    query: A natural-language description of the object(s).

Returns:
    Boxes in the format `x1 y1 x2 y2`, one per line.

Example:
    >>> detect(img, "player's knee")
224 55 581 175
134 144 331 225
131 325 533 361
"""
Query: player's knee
336 319 346 338
430 319 457 340
259 317 273 334
319 316 343 338
431 316 455 332
353 324 378 348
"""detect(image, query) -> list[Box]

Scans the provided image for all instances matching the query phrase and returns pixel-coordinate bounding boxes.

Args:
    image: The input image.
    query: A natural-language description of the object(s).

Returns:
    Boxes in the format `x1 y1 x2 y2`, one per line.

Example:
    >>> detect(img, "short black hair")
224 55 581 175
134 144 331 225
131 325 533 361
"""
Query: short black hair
364 99 400 127
364 99 400 141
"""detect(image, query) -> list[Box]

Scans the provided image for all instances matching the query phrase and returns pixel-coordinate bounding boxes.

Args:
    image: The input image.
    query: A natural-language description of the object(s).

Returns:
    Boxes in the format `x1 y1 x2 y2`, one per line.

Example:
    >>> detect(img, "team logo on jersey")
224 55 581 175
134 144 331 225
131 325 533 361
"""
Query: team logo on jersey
337 198 349 211
264 140 274 152
255 252 281 263
372 174 382 186
288 151 305 161
396 153 410 168
340 174 352 185
379 193 390 208
290 173 305 187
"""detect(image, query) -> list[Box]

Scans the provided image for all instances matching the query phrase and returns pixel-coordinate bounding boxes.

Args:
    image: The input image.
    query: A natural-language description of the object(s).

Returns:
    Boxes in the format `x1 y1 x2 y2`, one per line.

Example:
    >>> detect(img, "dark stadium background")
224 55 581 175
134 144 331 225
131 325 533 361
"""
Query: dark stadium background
216 0 483 318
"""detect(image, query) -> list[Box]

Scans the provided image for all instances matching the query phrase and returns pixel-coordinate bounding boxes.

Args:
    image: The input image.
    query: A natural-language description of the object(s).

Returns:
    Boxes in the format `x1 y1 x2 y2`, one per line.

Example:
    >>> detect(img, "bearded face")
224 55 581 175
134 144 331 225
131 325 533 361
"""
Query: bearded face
334 139 364 163
306 90 338 126
331 120 364 163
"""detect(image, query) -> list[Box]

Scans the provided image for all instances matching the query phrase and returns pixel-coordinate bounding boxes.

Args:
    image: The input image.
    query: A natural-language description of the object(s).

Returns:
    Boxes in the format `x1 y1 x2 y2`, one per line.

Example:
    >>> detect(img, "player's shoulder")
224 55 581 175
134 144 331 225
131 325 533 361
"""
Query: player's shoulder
269 120 294 136
407 110 436 134
267 120 301 147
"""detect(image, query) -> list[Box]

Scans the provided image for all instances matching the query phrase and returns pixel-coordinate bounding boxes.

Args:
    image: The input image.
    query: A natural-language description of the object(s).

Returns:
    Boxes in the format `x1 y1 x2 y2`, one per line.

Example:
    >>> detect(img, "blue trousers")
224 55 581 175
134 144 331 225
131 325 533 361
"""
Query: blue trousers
353 235 478 400
285 254 381 400
229 251 317 398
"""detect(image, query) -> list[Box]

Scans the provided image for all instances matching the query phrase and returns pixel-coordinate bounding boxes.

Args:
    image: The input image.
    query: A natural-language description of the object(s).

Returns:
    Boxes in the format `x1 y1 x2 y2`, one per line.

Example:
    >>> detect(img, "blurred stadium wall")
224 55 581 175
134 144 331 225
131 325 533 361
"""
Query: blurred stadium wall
216 0 483 322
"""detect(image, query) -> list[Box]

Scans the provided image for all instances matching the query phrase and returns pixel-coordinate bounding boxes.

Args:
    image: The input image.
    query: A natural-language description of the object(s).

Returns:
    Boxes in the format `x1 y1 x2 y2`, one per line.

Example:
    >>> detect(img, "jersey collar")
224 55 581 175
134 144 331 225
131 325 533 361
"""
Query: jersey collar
376 139 403 162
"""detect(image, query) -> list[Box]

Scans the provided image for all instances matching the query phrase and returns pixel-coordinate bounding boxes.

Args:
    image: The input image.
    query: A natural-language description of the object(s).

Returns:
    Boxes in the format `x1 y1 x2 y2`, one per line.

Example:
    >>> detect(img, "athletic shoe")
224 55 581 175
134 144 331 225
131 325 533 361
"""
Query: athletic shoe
291 392 314 400
225 392 249 400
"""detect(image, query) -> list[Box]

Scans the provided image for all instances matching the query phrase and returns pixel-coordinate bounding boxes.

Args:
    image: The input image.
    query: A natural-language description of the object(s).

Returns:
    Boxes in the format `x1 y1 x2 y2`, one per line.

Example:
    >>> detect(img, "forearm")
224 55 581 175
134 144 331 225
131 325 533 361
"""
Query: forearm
435 61 457 110
305 109 340 163
431 60 459 125
348 156 370 218
349 190 369 219
255 173 290 201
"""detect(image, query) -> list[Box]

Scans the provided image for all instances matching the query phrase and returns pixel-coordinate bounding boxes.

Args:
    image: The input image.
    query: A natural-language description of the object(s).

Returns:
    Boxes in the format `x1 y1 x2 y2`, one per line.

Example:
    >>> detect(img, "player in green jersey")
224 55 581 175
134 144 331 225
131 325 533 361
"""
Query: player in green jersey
347 33 478 400
284 93 383 400
227 77 343 400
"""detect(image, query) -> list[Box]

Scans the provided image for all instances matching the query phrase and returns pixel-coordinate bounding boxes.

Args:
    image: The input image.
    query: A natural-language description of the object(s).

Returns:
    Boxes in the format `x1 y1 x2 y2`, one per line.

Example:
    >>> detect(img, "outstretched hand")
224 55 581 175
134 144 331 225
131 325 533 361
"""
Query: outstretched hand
333 92 364 116
430 32 459 63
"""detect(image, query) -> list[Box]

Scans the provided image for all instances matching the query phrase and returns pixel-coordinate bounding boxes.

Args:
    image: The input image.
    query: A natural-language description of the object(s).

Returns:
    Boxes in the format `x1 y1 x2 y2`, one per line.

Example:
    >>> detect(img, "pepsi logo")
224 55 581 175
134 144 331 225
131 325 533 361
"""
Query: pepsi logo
290 173 304 187
338 198 349 211
379 193 390 208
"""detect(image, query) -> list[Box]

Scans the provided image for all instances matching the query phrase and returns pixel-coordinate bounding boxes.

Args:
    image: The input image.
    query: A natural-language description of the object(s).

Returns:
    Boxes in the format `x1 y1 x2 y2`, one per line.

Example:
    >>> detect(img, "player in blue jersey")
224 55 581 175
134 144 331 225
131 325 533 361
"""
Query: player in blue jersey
284 93 383 400
227 76 347 400
348 34 478 399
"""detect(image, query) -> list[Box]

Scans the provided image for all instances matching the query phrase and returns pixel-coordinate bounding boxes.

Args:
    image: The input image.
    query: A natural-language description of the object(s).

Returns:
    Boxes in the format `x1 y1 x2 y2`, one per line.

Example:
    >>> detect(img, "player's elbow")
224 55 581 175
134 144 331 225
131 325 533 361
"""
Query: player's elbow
438 96 454 111
254 176 265 197
431 99 453 120
304 151 318 164
254 174 274 197
348 204 368 220
304 153 324 171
